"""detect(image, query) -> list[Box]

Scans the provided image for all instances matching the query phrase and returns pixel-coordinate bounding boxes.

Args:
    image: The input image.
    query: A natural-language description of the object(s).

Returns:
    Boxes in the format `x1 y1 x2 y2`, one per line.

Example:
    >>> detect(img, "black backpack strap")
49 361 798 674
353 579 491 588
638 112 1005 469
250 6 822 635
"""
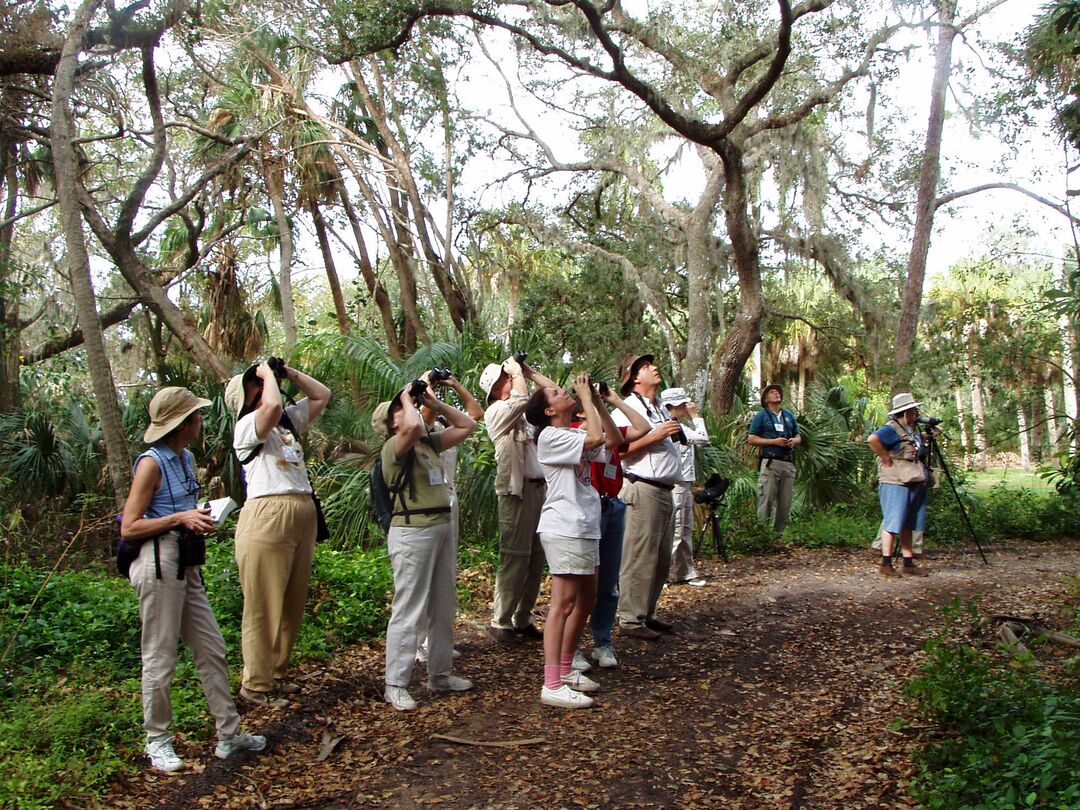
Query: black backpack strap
388 450 416 524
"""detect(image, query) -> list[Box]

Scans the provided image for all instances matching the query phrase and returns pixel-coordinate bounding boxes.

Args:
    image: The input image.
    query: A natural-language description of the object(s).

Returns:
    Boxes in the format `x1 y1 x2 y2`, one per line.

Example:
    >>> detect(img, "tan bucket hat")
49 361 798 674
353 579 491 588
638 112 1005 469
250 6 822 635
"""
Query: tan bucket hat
887 392 922 416
619 353 654 396
371 400 393 438
479 362 505 402
144 387 211 443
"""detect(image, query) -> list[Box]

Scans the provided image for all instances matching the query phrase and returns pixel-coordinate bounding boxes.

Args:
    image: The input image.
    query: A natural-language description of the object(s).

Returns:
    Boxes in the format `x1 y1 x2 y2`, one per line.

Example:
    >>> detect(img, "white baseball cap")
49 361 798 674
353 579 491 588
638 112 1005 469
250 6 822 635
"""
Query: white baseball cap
660 387 691 407
479 363 505 401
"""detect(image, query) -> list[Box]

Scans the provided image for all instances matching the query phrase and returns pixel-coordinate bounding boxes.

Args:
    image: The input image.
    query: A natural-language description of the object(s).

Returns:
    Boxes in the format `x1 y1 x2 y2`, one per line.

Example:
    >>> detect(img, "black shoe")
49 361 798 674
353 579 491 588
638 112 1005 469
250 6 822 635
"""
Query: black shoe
488 626 522 644
644 618 676 634
515 623 544 640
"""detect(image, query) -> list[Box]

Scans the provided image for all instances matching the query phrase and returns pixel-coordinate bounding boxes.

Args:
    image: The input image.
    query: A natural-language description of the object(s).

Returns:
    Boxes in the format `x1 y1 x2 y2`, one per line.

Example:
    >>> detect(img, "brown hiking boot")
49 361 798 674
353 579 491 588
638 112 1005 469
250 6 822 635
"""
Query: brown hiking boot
902 564 929 577
879 563 902 578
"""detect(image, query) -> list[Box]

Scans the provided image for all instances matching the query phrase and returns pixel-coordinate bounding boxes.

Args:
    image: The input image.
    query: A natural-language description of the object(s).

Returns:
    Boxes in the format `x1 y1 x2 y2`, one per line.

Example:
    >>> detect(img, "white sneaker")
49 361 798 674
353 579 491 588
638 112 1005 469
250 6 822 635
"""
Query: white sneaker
384 685 417 711
215 732 267 760
540 684 594 709
416 643 462 664
145 736 183 773
427 674 474 692
590 645 618 669
571 649 592 673
561 670 600 692
687 578 707 587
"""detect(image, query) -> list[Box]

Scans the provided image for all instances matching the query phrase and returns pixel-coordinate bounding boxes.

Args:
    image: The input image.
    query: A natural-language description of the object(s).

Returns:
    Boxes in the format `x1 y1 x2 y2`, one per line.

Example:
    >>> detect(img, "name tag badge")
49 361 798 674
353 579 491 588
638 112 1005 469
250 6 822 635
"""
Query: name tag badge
428 467 445 486
774 421 785 434
281 444 301 464
604 462 618 480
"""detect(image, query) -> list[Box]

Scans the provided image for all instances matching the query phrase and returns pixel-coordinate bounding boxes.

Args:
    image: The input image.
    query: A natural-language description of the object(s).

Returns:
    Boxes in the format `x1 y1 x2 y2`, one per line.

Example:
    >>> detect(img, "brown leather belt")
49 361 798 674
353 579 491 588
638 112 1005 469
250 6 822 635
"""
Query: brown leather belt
625 473 674 491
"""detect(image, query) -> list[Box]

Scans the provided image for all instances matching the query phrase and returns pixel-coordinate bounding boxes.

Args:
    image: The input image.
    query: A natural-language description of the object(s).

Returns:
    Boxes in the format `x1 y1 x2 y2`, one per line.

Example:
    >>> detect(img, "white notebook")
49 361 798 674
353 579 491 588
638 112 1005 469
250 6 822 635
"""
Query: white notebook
204 497 238 525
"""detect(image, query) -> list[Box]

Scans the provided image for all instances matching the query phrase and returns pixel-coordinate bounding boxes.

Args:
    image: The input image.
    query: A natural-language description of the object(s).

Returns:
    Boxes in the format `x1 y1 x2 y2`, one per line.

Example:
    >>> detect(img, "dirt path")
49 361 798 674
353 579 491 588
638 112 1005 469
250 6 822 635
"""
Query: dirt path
111 541 1079 809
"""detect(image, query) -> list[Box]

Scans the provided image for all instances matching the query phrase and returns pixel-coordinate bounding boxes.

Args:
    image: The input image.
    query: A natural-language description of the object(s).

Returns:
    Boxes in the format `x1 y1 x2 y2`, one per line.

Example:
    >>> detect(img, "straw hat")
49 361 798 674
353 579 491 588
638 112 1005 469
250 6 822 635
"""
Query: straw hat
619 353 654 396
887 392 922 417
144 387 211 443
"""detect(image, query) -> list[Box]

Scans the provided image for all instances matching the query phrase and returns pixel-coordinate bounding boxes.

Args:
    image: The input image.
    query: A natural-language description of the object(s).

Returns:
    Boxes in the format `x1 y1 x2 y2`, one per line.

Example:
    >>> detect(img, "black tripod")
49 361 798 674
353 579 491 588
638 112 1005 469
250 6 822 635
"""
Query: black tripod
918 424 989 565
694 474 731 563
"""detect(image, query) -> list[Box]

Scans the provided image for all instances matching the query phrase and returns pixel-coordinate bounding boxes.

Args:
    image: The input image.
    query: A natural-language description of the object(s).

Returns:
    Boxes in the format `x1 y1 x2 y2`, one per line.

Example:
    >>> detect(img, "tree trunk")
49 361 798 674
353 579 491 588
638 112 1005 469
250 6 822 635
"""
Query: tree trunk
337 186 400 357
1031 389 1045 462
1045 385 1061 451
683 157 724 401
750 342 762 399
954 386 970 462
265 160 298 349
893 0 957 388
52 0 129 505
1061 310 1079 452
1017 391 1031 471
308 199 350 335
971 373 988 470
0 132 20 411
708 140 765 416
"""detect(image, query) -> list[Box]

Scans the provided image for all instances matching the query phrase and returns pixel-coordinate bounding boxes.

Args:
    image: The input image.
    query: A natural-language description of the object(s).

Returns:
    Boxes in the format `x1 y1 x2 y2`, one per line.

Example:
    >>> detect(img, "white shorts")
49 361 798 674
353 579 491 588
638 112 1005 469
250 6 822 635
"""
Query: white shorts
539 533 599 576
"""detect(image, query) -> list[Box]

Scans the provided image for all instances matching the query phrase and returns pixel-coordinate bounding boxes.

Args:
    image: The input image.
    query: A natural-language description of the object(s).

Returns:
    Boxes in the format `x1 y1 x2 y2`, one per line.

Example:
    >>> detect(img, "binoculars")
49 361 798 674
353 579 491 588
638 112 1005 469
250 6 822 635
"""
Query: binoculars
429 367 453 382
408 379 429 404
513 351 527 364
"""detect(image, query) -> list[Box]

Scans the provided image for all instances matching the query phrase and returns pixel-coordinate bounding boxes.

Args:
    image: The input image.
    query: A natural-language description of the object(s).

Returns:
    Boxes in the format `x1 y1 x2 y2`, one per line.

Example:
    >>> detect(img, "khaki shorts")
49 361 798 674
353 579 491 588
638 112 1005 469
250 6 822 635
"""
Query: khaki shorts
539 533 599 576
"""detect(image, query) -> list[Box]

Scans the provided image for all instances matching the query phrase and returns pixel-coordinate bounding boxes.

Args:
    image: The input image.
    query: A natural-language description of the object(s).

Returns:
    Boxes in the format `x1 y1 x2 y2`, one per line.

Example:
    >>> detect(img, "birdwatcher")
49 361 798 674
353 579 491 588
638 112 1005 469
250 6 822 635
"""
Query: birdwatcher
747 384 801 534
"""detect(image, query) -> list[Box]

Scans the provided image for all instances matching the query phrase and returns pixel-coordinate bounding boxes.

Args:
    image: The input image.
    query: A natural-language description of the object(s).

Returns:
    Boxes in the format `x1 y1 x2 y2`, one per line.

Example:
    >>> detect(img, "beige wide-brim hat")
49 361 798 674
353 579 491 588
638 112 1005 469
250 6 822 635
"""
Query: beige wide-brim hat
479 362 505 401
224 368 258 417
371 400 393 438
144 387 212 443
619 353 654 396
887 392 922 416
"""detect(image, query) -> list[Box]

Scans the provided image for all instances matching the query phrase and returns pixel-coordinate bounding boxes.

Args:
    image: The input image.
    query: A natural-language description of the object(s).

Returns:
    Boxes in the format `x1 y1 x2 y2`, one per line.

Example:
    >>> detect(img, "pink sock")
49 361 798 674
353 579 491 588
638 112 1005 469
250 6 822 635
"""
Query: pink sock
559 654 573 677
544 665 562 690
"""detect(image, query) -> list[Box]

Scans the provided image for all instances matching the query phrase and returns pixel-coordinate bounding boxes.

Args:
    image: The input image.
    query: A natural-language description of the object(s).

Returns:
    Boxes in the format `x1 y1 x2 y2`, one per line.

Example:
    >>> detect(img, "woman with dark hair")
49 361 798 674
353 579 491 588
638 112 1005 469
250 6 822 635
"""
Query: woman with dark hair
121 387 265 772
373 381 477 711
224 360 331 707
525 374 627 708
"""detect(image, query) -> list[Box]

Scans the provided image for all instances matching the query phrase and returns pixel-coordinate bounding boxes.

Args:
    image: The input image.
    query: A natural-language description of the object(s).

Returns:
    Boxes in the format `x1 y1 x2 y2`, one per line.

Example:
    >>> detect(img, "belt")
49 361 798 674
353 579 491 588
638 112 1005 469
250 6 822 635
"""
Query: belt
527 477 546 484
625 473 674 491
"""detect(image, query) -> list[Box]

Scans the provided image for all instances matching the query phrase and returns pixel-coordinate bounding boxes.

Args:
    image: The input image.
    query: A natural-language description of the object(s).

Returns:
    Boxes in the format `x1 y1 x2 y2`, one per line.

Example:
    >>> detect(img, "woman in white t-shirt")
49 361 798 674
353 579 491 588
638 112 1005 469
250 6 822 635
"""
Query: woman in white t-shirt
524 374 624 709
224 361 331 708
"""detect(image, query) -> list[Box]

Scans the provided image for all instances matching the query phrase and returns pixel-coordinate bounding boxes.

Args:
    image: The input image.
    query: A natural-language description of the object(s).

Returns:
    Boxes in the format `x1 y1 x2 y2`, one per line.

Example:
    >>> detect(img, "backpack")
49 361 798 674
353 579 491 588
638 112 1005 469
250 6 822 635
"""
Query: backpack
370 449 414 534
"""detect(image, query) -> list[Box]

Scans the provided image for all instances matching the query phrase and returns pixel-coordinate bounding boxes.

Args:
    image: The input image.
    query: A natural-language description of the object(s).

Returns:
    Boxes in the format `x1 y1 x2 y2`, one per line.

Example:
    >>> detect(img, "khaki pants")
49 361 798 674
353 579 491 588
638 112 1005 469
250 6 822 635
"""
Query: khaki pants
617 479 675 628
670 482 698 582
491 481 546 630
131 533 240 743
757 459 795 533
386 522 457 687
235 494 317 693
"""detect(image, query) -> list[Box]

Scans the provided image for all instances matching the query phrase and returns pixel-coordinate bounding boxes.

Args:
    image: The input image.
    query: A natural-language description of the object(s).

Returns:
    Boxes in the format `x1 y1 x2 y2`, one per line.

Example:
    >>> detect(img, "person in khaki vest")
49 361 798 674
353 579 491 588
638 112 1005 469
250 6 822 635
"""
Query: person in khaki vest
867 392 931 579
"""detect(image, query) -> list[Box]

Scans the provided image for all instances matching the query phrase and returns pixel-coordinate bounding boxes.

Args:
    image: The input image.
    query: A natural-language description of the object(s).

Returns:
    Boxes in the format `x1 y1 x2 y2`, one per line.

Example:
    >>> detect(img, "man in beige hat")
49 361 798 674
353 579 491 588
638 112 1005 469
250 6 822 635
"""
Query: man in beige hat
225 360 331 706
479 354 558 643
612 353 684 639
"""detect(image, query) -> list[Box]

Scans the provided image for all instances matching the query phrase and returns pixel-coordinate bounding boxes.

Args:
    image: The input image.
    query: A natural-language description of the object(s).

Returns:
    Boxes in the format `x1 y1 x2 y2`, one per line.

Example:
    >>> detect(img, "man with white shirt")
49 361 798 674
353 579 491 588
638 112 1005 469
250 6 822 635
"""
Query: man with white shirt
612 353 684 640
480 355 559 643
660 388 710 586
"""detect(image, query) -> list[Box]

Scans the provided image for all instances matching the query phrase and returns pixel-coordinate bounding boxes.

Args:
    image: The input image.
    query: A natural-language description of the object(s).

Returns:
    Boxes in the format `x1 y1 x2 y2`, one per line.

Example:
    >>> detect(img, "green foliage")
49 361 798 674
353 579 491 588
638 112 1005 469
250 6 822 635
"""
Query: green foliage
907 632 1080 808
784 494 879 549
304 546 394 647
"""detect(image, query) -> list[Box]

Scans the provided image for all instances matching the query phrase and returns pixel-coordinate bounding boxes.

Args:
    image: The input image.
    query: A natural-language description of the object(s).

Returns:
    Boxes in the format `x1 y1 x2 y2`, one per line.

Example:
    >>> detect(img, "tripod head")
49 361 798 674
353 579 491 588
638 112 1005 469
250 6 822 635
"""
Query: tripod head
694 474 730 510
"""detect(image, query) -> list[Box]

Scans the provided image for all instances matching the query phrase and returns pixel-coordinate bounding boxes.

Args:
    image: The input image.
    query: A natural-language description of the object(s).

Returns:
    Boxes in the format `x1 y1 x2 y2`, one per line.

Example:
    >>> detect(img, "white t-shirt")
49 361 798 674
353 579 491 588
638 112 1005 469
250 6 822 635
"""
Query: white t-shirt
233 400 313 499
611 394 682 485
536 426 608 540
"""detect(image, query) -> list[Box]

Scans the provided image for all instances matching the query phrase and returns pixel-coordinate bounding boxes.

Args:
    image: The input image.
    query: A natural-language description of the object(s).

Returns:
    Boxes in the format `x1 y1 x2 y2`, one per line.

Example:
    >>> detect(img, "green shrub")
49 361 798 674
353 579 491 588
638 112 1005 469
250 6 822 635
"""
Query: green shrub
304 546 394 649
785 493 879 549
0 671 141 810
907 632 1080 808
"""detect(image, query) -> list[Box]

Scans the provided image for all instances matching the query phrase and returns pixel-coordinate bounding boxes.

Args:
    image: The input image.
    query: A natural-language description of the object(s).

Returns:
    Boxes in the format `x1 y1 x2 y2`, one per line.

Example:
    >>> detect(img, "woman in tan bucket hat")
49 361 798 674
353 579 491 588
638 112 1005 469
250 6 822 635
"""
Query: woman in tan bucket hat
120 387 266 772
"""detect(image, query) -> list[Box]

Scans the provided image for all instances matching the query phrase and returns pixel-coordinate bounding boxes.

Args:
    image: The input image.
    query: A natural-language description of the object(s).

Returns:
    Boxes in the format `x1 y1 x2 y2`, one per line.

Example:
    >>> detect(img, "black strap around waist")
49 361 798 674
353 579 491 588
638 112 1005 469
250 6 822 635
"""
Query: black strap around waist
392 505 452 525
625 473 674 492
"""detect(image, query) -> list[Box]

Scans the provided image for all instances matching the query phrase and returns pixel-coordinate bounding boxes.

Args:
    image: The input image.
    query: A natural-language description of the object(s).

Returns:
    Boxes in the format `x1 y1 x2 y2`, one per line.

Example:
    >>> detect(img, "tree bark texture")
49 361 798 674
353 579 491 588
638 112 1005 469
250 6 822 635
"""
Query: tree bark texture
308 200 351 335
264 158 298 349
51 0 130 504
0 131 20 411
893 0 957 389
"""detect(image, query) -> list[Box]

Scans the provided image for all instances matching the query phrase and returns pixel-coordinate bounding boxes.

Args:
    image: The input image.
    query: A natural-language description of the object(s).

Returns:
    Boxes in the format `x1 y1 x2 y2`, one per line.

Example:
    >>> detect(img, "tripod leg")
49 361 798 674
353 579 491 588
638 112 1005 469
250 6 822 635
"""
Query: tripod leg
710 509 729 563
932 440 989 564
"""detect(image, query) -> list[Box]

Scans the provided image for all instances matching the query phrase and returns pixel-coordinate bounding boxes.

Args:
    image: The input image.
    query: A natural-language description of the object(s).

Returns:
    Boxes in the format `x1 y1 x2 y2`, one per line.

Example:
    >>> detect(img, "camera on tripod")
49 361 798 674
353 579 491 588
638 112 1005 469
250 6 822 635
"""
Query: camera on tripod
916 415 942 427
694 474 730 506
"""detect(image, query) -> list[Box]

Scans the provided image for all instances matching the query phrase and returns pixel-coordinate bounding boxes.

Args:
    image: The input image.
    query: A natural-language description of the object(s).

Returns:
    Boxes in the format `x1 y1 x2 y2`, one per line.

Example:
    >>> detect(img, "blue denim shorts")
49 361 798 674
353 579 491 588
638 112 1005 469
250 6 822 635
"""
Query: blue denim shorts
879 482 928 534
